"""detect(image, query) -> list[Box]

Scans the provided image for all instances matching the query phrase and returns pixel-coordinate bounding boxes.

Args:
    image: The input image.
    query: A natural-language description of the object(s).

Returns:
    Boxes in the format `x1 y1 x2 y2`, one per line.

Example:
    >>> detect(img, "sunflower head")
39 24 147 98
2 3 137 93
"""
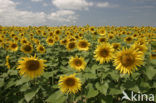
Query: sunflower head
21 44 33 54
54 29 62 35
97 28 106 36
37 45 46 54
98 37 107 43
20 38 28 44
49 32 54 36
46 37 55 46
17 55 46 78
9 42 18 52
42 32 47 37
60 39 68 45
113 47 144 74
94 43 114 64
89 26 95 33
112 43 121 51
108 33 114 39
54 35 60 41
131 44 147 53
69 56 86 71
124 36 133 44
66 41 77 51
58 74 81 94
77 40 90 51
13 36 19 42
78 32 84 38
150 54 156 60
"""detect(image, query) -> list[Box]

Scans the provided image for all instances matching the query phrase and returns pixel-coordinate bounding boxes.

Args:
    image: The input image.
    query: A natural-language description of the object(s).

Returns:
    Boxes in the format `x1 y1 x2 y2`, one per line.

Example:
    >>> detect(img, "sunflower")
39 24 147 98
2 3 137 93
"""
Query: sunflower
89 26 95 33
69 37 76 42
10 33 16 38
150 54 156 60
49 32 54 36
42 32 47 37
19 33 24 37
20 38 28 44
54 29 62 35
77 40 90 51
113 48 144 74
9 42 18 52
108 33 114 39
46 37 55 46
152 50 156 53
94 43 114 64
131 44 147 53
133 33 138 38
60 38 68 46
66 41 77 51
58 74 81 94
135 38 148 45
17 55 46 78
124 36 133 44
0 38 4 45
21 44 33 54
112 43 121 51
54 35 60 41
36 44 46 54
98 37 107 43
33 38 40 45
69 56 86 71
97 28 106 36
78 32 84 38
5 55 10 69
13 36 19 42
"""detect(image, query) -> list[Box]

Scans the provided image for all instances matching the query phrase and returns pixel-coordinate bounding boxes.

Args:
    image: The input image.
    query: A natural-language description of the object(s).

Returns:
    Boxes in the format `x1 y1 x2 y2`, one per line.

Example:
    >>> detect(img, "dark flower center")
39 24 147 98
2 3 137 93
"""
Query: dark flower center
79 41 87 48
65 78 76 86
68 42 75 49
24 45 32 51
74 59 82 66
99 48 109 57
11 44 17 48
121 54 135 67
26 60 40 71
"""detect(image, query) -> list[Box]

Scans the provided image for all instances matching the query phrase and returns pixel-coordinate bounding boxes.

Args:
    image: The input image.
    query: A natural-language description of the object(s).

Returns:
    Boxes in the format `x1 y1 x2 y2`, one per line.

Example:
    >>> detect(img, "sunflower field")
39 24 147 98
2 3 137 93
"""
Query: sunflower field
0 25 156 103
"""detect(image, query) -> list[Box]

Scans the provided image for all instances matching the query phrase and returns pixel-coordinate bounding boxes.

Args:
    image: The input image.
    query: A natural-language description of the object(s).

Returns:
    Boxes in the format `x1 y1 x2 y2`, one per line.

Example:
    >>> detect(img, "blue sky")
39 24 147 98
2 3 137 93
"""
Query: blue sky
0 0 156 26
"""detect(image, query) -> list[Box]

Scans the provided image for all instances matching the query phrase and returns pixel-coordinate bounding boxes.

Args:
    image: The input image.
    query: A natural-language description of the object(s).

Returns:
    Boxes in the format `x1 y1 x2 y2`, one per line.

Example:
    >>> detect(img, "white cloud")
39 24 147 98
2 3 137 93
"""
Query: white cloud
0 0 78 26
96 2 119 8
52 0 93 10
43 3 48 7
47 10 78 23
30 0 43 2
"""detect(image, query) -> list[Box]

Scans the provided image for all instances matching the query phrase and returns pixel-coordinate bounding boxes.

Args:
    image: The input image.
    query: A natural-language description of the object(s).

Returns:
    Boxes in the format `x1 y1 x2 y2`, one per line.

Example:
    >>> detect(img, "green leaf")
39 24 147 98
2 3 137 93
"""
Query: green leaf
95 82 109 95
109 70 120 81
129 85 140 92
46 91 67 103
0 78 4 87
8 69 18 75
83 72 97 79
109 88 122 95
101 95 113 103
131 72 140 80
153 82 156 88
140 81 150 89
20 83 30 92
151 59 156 66
145 66 156 80
42 71 57 79
16 77 30 86
6 78 16 89
24 87 40 102
86 83 99 98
